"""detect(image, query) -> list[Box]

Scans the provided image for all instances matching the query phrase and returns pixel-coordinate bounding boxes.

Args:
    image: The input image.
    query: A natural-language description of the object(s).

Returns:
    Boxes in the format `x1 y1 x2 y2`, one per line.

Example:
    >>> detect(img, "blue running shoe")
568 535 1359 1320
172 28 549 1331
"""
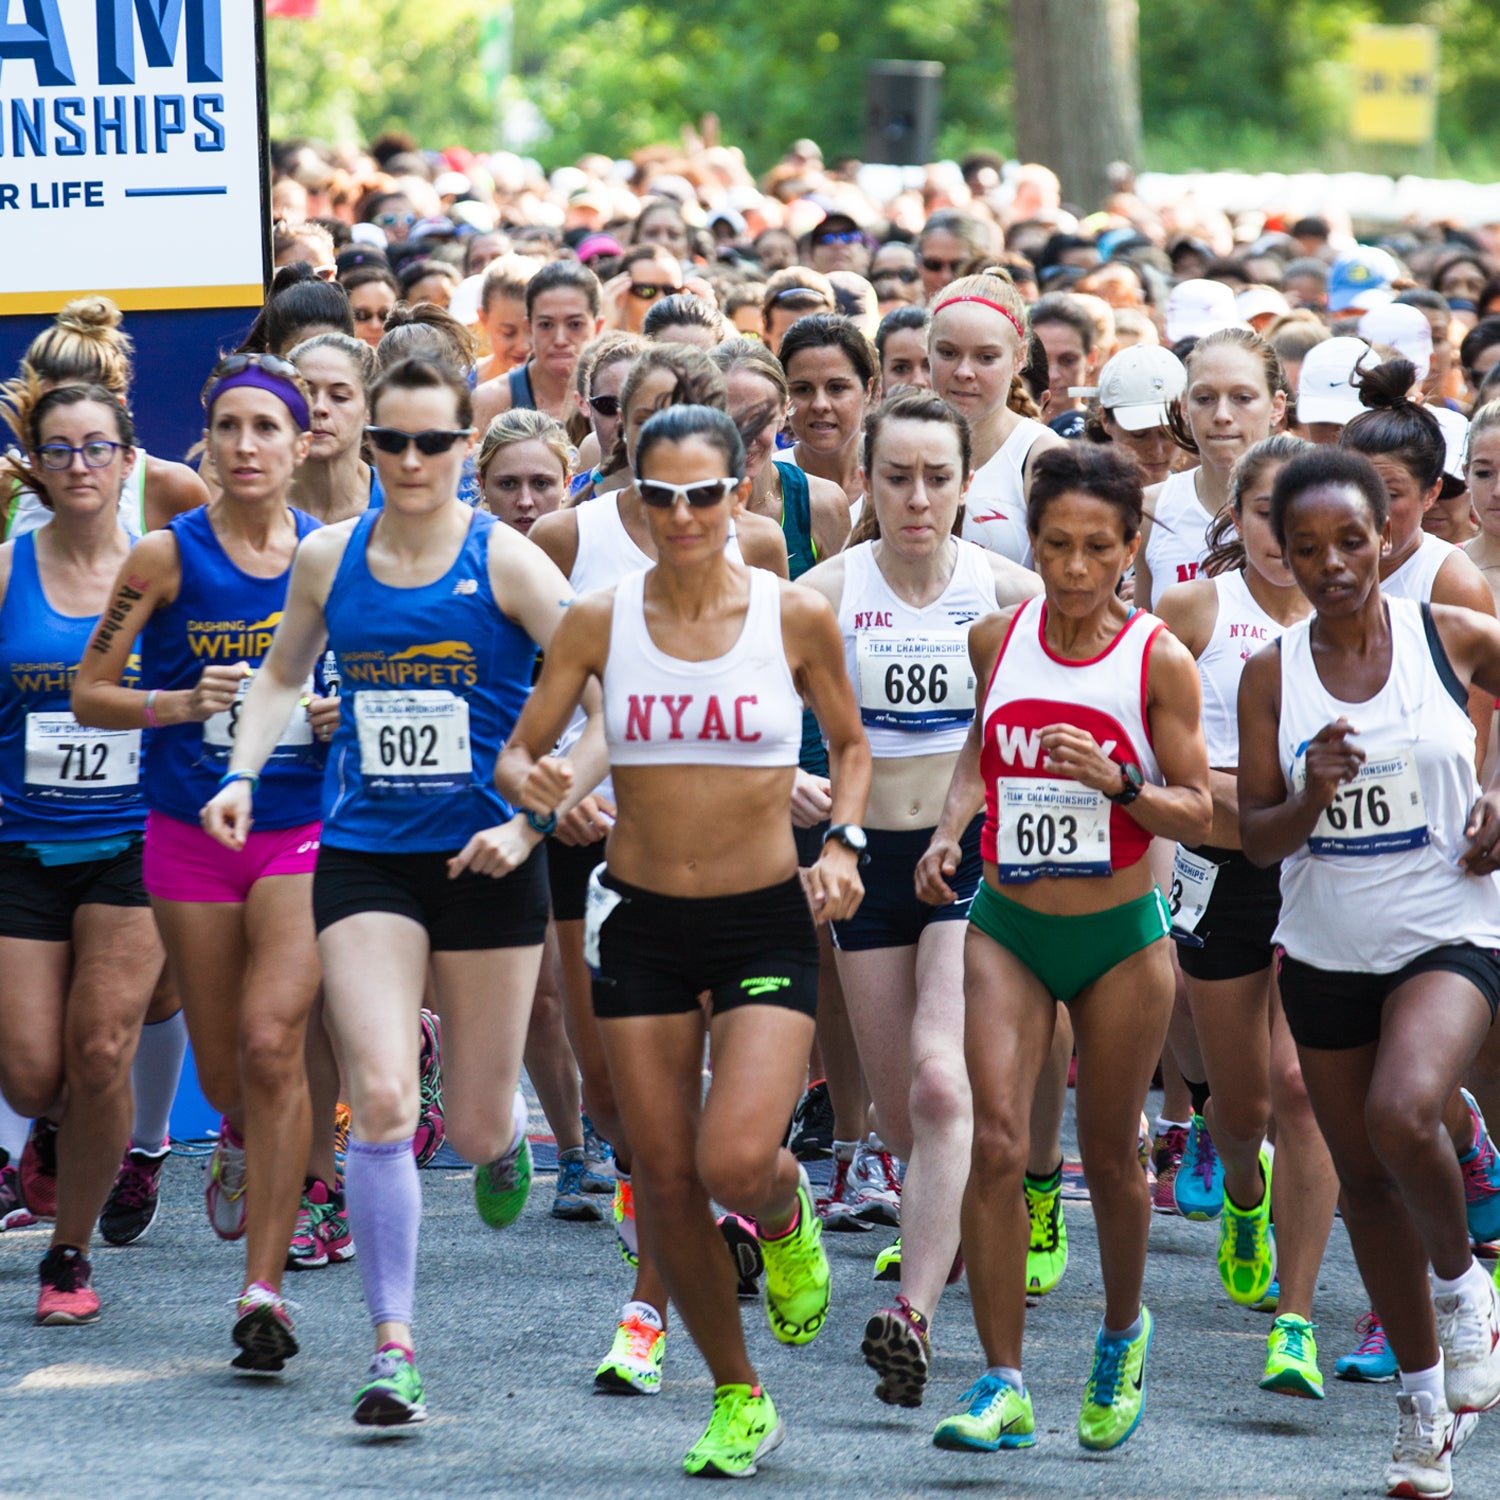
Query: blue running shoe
1335 1310 1398 1382
1172 1115 1224 1221
1458 1089 1500 1244
552 1147 604 1222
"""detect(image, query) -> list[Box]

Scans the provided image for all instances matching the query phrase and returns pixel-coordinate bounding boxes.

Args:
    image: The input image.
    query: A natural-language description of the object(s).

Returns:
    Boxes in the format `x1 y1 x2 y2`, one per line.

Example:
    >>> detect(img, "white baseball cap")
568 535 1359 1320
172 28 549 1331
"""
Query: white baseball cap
1096 346 1188 432
1430 405 1470 496
1235 286 1290 326
1165 279 1243 343
1357 303 1433 381
1297 336 1376 426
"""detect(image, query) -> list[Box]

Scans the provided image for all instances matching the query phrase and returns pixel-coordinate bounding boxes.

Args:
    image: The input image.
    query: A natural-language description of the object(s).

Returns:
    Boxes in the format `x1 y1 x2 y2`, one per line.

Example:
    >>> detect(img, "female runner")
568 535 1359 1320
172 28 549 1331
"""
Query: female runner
528 343 785 1395
1239 446 1500 1499
497 404 870 1479
927 272 1065 569
288 333 383 522
779 315 880 521
920 442 1211 1454
0 385 162 1322
201 356 600 1425
800 392 1039 1408
72 353 329 1372
1154 435 1341 1398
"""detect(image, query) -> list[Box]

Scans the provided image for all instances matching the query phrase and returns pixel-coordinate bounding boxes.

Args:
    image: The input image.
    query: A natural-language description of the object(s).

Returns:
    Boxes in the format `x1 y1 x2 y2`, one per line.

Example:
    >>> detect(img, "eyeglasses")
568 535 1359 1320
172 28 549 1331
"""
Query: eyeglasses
816 229 864 246
588 394 621 417
374 211 417 230
209 352 302 382
365 426 474 456
629 283 671 300
35 439 126 471
638 476 738 509
353 306 389 324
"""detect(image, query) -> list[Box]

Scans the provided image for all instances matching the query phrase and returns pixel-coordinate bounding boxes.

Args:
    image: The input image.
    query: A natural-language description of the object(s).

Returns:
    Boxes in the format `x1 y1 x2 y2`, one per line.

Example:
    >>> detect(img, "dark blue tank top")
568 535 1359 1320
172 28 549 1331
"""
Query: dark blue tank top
140 506 326 829
322 508 534 852
0 533 145 841
773 461 828 778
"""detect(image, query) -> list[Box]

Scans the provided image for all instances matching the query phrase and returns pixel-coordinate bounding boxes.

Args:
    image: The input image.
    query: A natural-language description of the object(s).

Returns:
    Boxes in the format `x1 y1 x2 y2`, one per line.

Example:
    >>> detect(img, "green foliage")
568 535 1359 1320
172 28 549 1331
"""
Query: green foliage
265 0 1500 180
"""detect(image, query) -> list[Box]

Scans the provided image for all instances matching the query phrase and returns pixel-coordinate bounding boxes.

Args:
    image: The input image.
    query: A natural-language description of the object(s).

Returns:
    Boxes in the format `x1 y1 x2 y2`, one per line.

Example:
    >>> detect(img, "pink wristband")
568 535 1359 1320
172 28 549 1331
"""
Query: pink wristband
143 690 161 728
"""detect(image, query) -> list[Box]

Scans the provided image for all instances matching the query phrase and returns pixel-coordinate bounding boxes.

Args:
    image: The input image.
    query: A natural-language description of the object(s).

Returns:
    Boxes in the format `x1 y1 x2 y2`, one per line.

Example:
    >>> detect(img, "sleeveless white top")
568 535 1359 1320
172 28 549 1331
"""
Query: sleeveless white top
960 416 1049 567
604 566 803 769
837 539 998 759
1382 531 1455 604
1274 596 1500 972
1197 569 1284 766
6 446 148 542
1144 468 1214 607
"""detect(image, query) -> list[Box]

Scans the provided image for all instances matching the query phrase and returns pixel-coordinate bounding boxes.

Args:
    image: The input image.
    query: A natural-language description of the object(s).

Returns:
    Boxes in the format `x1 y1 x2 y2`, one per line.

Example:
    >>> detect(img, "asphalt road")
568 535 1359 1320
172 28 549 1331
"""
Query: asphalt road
3 1092 1497 1500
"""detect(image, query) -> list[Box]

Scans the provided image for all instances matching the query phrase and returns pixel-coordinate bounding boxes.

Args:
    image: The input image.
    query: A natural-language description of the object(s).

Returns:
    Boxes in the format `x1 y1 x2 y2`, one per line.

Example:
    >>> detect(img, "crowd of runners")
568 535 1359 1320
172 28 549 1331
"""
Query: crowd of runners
5 129 1500 1498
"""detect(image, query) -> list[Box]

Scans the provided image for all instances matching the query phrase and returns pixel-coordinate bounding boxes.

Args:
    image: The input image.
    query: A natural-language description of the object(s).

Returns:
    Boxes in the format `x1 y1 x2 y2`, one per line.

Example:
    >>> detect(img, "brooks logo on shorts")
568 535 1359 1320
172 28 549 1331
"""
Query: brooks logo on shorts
740 976 791 997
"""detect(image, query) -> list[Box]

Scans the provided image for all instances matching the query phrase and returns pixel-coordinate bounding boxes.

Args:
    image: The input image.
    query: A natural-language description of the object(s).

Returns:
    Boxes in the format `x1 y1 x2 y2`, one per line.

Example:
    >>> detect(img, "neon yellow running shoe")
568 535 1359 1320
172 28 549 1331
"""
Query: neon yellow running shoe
759 1167 830 1345
613 1176 639 1268
594 1304 665 1395
682 1383 784 1478
1260 1314 1324 1399
1217 1148 1276 1307
932 1373 1036 1451
1025 1171 1067 1296
874 1236 901 1282
1078 1306 1153 1450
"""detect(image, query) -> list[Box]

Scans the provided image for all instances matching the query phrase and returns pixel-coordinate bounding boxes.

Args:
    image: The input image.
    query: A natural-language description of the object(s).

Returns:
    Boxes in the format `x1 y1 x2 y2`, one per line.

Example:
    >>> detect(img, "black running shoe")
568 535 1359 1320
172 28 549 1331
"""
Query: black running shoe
786 1079 833 1161
100 1144 169 1246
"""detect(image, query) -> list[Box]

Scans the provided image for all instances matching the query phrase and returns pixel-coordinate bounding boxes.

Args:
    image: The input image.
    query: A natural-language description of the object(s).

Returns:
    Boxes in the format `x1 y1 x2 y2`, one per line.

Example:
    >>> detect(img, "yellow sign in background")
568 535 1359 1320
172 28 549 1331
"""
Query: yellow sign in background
1351 24 1439 145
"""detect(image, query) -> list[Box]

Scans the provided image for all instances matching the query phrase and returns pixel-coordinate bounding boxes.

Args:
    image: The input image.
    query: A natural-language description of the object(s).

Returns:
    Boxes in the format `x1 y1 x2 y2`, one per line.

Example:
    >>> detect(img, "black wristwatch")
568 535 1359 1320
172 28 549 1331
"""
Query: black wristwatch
1106 763 1144 807
823 824 870 864
524 808 558 836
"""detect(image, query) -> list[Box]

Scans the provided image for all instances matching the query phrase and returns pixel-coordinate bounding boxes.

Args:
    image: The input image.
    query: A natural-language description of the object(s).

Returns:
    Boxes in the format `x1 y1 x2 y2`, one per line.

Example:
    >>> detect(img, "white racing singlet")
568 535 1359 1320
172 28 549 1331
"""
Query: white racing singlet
1273 596 1500 972
1197 568 1284 766
1382 531 1455 604
837 539 996 758
1144 468 1213 607
960 417 1049 568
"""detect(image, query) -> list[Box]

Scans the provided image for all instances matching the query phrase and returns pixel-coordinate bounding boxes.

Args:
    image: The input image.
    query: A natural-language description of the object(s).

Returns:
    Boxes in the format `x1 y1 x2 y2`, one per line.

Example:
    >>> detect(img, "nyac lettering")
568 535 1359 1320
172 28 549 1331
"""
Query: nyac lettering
853 611 893 629
625 694 763 743
1175 562 1201 585
1228 622 1269 641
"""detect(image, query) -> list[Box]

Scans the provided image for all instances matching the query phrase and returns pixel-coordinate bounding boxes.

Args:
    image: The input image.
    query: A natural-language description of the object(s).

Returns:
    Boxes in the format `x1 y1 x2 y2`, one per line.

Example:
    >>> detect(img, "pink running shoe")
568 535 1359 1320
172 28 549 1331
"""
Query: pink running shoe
413 1008 445 1167
36 1245 100 1325
19 1119 59 1219
1151 1124 1188 1215
1 1163 39 1231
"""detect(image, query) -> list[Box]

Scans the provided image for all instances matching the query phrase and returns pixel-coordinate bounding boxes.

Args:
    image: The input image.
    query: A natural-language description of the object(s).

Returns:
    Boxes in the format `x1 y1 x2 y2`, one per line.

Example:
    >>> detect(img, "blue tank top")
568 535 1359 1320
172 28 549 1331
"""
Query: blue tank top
0 533 145 841
140 505 326 829
773 461 829 779
321 507 534 852
368 467 385 510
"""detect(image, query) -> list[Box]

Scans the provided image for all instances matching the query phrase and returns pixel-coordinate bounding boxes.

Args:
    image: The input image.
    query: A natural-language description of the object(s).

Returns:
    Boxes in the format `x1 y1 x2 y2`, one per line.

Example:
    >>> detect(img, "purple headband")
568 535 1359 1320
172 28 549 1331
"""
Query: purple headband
204 367 311 431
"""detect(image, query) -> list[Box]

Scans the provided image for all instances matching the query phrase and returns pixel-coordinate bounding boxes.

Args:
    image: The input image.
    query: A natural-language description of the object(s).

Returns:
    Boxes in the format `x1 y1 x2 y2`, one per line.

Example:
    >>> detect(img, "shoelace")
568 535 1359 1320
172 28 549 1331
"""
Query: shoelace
1461 1137 1498 1203
1192 1129 1220 1192
367 1348 412 1384
214 1140 248 1193
700 1387 761 1451
1276 1319 1315 1362
1351 1312 1389 1358
958 1375 1006 1416
1395 1396 1444 1458
1087 1339 1127 1407
1434 1292 1491 1360
620 1317 660 1360
821 1157 852 1208
231 1286 300 1316
876 1151 902 1195
557 1156 586 1194
1231 1211 1262 1263
42 1252 87 1293
1028 1187 1060 1251
112 1158 163 1212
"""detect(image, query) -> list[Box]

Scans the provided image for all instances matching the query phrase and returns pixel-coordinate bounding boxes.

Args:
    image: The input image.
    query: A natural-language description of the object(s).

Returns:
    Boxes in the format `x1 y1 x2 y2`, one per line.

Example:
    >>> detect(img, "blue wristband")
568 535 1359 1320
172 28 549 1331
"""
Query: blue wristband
217 769 260 793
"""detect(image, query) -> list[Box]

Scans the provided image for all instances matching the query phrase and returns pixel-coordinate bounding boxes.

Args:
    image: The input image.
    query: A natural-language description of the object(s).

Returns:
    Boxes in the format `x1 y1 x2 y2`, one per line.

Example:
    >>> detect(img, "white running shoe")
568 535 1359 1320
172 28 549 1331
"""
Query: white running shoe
1434 1269 1500 1415
1385 1391 1477 1499
816 1143 871 1232
848 1135 901 1228
205 1119 248 1241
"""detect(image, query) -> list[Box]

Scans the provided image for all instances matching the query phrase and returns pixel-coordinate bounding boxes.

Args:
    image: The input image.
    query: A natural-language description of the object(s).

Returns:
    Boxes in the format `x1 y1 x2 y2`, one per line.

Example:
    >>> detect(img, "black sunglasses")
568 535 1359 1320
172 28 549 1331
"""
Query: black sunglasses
588 394 622 417
921 256 966 275
875 266 920 284
366 426 474 456
638 477 737 509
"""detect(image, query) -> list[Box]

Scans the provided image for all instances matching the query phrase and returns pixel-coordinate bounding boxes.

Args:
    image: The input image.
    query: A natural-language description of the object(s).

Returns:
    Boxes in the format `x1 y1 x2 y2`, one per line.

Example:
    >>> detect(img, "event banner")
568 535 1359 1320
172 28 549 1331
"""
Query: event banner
0 0 268 315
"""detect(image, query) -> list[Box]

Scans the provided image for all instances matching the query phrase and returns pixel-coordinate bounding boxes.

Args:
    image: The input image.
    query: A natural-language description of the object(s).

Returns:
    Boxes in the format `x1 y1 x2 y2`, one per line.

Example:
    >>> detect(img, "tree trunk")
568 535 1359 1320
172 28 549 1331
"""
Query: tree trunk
1011 0 1141 214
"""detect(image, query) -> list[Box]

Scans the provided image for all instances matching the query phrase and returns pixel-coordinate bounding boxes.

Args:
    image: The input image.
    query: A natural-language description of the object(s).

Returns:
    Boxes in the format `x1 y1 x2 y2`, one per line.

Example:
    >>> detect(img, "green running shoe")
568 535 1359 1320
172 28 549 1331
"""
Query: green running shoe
1260 1314 1324 1400
353 1345 427 1427
759 1166 830 1345
1217 1148 1277 1307
932 1374 1036 1451
474 1132 532 1229
1078 1306 1153 1451
682 1383 784 1478
594 1305 665 1395
874 1236 901 1282
1025 1171 1068 1296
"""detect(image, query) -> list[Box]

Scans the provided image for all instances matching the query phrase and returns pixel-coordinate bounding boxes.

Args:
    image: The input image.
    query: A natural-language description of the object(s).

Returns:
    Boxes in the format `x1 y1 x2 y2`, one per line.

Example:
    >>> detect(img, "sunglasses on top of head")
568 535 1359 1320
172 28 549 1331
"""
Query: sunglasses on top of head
637 476 738 509
365 426 474 456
